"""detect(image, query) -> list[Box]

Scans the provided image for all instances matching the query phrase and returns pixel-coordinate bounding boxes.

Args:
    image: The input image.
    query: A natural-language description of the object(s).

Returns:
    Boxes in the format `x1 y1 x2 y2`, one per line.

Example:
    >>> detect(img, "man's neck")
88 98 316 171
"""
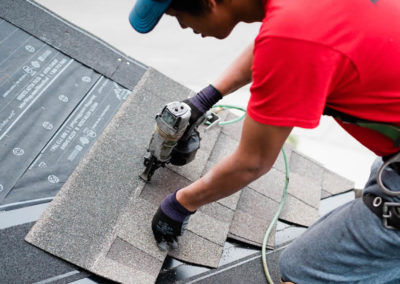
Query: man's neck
230 0 265 23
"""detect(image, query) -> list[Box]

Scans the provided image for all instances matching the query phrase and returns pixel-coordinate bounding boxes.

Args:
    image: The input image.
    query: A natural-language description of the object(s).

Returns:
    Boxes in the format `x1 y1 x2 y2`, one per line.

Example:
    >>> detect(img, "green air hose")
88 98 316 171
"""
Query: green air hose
262 148 289 284
211 105 290 284
211 104 247 125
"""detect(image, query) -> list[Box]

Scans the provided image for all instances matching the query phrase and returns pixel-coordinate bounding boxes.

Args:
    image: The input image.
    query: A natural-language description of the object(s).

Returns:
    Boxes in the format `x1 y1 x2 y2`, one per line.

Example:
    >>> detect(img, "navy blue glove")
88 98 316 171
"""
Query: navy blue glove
184 84 222 124
152 189 195 251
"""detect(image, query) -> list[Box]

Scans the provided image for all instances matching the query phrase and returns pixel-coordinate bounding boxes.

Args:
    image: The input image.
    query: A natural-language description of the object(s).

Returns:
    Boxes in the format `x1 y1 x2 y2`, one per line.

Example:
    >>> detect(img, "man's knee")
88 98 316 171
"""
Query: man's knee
279 246 299 283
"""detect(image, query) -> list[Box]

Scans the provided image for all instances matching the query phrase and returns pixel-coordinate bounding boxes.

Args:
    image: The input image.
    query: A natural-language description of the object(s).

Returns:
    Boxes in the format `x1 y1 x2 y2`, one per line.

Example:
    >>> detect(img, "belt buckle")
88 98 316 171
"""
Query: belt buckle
382 201 400 229
377 152 400 197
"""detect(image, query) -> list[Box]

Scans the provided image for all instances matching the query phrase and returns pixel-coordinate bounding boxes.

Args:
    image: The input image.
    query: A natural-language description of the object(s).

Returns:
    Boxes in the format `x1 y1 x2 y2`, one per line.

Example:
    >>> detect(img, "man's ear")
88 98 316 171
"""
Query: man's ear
207 0 217 10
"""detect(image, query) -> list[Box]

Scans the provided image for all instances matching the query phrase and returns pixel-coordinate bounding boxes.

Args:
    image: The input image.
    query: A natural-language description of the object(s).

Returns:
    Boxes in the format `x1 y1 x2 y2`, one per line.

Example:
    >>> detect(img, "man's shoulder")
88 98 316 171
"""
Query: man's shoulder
260 0 366 43
260 0 333 40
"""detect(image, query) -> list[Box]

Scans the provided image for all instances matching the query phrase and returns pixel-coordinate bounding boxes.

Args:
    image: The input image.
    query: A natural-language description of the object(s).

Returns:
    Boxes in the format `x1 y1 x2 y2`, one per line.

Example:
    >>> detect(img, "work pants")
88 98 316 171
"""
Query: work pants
279 158 400 283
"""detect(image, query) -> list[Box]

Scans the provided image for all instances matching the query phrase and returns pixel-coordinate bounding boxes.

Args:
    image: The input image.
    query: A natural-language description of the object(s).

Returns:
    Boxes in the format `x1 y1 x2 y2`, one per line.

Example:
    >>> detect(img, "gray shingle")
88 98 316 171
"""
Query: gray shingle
106 237 163 277
322 169 354 196
199 201 235 224
116 197 167 262
220 111 244 141
239 163 321 237
208 133 239 164
199 111 229 153
25 71 159 278
321 189 333 199
248 168 286 203
279 195 319 227
168 230 223 268
288 172 321 209
139 168 191 206
273 144 293 173
289 151 324 186
141 68 194 102
187 211 231 246
168 147 214 182
93 254 157 284
26 68 229 282
217 190 242 211
228 188 279 248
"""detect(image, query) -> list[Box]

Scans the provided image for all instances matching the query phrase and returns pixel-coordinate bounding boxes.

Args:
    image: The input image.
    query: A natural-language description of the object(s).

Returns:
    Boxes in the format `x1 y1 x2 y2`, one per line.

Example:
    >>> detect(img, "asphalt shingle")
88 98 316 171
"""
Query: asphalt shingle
228 187 278 248
273 144 293 173
26 69 193 282
249 168 286 203
219 111 244 141
208 133 239 164
188 211 230 246
116 197 167 262
106 237 163 278
168 231 224 268
26 68 234 281
217 191 242 211
322 169 355 196
288 172 321 209
289 151 324 186
280 195 320 227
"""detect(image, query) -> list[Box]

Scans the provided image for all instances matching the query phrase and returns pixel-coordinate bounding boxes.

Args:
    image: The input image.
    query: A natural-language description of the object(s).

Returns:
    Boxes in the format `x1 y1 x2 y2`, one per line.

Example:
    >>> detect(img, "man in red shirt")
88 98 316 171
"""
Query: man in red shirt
130 0 400 282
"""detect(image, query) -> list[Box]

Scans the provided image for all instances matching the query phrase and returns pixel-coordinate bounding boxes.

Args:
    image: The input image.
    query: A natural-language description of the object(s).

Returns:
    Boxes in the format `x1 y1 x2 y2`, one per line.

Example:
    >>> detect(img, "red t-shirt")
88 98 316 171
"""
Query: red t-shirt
248 0 400 156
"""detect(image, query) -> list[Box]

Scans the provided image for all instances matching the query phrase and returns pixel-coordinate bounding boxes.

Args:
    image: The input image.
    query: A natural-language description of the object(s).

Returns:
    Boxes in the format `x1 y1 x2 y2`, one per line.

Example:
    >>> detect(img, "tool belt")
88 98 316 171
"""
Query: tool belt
324 108 400 228
363 194 400 230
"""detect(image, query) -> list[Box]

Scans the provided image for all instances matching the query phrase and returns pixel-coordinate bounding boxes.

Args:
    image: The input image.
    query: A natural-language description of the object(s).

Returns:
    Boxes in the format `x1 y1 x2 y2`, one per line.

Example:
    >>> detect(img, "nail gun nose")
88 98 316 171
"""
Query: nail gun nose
140 155 161 182
140 169 152 182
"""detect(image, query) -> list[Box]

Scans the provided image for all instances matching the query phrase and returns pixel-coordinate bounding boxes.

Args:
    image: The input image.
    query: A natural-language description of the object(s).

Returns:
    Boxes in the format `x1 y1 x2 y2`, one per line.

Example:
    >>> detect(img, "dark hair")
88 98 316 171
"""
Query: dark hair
170 0 223 15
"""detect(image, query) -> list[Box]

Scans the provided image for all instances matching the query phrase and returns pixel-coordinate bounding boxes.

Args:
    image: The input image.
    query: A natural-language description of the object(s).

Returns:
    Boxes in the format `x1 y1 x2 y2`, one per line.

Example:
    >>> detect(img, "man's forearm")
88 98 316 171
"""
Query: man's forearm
176 116 292 212
213 42 254 96
176 43 256 209
176 149 269 211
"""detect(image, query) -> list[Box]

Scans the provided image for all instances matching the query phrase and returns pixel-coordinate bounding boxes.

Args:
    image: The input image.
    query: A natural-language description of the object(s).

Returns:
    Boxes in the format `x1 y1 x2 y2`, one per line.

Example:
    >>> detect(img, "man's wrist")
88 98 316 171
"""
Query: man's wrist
188 84 222 114
161 189 195 223
176 189 199 212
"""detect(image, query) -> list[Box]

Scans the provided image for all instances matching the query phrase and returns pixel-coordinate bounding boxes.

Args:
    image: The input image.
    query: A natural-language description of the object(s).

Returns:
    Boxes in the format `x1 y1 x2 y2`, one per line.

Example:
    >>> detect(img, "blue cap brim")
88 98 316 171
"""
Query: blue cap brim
129 0 172 33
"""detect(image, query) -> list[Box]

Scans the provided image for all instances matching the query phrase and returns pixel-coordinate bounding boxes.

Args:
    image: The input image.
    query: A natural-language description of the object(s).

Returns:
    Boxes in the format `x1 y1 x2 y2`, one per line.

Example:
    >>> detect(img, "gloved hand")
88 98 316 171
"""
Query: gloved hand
170 85 222 166
184 84 222 125
152 189 195 251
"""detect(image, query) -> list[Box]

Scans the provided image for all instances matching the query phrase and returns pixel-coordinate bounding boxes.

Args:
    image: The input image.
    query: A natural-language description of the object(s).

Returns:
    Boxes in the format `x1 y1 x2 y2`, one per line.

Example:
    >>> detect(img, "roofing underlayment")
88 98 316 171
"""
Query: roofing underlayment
1 0 355 283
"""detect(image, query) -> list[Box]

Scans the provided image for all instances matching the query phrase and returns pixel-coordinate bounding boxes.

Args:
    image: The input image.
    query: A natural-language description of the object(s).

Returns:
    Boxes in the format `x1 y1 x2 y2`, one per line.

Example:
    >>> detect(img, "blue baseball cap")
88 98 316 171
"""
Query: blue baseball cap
129 0 173 33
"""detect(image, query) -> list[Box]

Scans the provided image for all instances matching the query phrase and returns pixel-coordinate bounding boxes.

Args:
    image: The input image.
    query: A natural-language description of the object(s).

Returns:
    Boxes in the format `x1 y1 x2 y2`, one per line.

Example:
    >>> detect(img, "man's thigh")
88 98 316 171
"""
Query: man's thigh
279 197 400 283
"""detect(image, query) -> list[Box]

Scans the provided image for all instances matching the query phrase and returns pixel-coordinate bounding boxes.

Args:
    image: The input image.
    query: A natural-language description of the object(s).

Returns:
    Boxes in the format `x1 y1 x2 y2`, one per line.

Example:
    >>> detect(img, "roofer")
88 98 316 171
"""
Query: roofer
129 0 400 282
